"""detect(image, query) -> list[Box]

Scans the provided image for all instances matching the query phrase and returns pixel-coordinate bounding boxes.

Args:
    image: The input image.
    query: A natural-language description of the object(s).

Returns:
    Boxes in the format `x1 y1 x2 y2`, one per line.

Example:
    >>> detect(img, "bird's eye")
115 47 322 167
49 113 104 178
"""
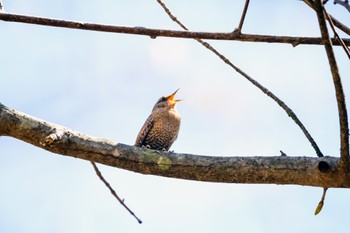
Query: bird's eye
157 97 167 103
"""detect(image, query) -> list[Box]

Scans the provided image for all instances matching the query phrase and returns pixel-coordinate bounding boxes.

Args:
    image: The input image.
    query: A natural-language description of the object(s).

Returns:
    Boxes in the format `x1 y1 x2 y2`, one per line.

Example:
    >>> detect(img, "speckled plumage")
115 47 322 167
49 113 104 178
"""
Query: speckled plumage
135 90 181 151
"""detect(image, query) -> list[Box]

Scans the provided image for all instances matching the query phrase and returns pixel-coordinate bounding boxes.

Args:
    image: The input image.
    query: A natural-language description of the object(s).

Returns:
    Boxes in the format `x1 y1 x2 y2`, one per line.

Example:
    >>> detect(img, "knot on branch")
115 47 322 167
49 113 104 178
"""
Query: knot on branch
317 157 337 173
318 160 331 172
43 128 70 146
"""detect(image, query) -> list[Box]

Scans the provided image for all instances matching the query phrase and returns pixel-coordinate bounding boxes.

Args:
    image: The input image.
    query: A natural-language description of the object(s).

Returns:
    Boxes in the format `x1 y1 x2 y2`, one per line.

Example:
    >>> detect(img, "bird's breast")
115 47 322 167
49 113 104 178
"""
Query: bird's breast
153 109 181 133
148 108 181 150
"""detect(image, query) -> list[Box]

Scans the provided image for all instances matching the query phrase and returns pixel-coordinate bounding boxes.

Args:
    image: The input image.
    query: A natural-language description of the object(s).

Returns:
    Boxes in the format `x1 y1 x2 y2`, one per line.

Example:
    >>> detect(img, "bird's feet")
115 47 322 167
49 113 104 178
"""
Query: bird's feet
141 145 152 149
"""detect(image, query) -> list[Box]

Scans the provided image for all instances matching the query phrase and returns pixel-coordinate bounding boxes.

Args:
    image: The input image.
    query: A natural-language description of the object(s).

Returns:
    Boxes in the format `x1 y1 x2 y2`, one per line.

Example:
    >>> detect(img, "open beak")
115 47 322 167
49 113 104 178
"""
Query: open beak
167 88 182 108
168 88 182 103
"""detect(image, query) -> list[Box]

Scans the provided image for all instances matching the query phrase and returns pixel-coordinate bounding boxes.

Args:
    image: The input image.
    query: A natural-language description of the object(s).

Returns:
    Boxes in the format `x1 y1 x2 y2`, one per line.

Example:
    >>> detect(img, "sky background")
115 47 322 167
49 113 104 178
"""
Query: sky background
1 0 350 232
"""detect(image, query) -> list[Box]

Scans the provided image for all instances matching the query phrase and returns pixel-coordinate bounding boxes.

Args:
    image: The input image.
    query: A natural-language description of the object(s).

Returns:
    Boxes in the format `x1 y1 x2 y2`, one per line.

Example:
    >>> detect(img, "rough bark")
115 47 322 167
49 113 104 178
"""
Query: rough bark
1 102 349 188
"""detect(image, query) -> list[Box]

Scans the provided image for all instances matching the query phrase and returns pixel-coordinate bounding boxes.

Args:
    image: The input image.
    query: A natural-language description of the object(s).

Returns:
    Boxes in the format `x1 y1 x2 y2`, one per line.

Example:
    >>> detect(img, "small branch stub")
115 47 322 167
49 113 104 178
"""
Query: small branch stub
44 129 66 146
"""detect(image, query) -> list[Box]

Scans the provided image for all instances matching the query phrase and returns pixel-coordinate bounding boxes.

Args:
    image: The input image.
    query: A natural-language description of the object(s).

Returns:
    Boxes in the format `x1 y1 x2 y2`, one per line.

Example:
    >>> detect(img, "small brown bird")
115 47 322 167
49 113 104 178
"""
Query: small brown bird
135 89 181 151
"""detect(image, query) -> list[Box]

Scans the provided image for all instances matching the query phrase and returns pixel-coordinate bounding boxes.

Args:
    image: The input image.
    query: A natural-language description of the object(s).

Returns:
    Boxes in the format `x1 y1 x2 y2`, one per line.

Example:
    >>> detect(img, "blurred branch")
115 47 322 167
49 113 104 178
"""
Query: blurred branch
334 0 350 13
314 0 350 172
0 11 349 46
156 0 324 157
1 102 349 187
303 0 350 36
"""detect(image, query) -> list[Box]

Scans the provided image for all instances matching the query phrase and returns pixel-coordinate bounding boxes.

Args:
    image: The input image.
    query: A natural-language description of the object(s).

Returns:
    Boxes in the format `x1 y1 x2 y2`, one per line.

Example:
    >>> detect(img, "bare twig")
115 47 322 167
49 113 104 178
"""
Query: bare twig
314 188 328 215
0 12 349 46
0 1 3 11
323 7 350 59
90 161 142 224
334 0 350 13
303 0 350 36
314 0 349 171
156 0 324 157
236 0 250 33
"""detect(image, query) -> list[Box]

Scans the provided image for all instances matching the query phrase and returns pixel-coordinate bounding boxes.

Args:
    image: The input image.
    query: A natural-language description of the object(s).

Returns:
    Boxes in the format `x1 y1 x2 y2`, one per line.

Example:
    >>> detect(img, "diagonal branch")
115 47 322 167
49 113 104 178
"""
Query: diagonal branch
0 102 349 187
156 0 324 157
0 11 349 46
314 0 349 171
323 8 350 59
91 161 142 224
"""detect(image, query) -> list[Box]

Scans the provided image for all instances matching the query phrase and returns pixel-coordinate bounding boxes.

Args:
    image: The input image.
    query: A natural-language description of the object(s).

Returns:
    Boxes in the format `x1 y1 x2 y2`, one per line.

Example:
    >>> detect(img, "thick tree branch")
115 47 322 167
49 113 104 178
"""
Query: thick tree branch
314 0 350 172
1 103 350 188
0 11 349 46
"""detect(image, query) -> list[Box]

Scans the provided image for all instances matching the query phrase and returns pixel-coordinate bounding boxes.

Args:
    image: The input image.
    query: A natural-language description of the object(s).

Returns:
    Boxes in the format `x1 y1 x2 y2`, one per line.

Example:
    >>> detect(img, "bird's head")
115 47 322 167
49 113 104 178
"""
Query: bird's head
152 89 181 111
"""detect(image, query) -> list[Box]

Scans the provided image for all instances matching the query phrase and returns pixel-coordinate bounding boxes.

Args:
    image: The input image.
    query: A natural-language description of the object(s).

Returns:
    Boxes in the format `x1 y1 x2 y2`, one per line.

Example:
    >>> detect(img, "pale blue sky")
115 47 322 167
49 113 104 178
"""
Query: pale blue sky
1 1 350 232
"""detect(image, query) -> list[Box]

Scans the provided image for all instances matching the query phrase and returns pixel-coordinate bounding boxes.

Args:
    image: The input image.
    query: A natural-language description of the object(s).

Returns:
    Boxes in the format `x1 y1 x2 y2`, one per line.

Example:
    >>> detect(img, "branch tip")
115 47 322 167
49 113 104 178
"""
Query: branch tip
314 188 328 215
90 161 142 224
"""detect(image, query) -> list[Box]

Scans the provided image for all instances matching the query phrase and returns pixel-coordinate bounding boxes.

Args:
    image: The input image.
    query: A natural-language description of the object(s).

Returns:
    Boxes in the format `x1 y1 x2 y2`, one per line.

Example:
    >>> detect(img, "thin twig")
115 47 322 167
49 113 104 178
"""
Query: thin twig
156 0 324 157
314 0 349 171
323 7 350 59
0 12 349 46
236 0 250 33
303 0 350 36
334 0 350 13
90 161 142 224
0 1 4 11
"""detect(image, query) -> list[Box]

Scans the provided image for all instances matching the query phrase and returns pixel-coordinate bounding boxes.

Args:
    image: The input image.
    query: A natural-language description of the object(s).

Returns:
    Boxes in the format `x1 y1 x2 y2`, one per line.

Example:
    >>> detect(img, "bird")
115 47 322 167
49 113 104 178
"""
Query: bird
135 89 181 151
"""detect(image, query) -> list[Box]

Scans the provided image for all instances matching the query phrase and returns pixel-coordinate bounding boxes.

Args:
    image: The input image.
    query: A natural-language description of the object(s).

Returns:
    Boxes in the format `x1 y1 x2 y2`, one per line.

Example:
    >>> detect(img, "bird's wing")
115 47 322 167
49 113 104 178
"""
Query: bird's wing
134 114 154 147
